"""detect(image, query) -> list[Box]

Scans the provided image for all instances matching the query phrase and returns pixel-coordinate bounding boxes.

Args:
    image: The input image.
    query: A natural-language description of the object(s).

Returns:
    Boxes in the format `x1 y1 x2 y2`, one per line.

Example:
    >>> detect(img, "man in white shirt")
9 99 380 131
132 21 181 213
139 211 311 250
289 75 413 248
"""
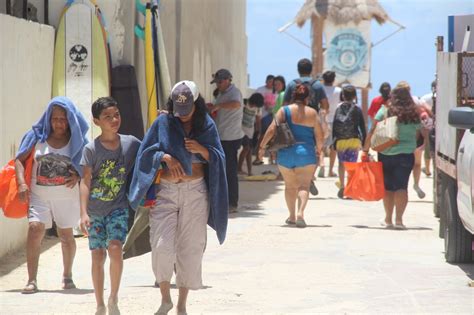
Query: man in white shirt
420 80 436 110
320 71 341 177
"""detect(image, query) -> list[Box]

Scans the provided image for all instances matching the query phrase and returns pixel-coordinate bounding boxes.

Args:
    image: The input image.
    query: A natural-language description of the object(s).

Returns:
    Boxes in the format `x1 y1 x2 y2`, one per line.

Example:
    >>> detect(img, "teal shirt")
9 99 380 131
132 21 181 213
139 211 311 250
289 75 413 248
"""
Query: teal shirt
375 106 420 155
272 91 285 114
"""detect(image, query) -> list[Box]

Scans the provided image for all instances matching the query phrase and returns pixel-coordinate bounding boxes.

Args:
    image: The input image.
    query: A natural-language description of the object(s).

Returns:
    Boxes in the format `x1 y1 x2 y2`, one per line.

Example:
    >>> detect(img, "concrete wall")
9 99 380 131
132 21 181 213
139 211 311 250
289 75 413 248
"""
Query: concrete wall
0 14 55 258
0 0 247 258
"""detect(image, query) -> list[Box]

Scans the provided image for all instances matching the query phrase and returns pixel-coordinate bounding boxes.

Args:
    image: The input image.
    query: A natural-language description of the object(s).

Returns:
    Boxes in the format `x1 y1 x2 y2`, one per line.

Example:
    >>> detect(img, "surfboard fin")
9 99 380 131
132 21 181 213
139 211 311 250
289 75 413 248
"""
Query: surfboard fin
136 0 146 15
134 25 145 40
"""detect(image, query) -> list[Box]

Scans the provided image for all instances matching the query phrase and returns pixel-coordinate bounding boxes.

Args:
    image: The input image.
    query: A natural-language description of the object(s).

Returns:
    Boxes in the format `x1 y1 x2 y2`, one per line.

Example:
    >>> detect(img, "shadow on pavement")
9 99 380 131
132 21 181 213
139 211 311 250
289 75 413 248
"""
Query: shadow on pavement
277 224 332 229
229 209 265 219
0 236 59 277
4 288 94 294
129 284 213 290
410 200 434 204
453 263 474 280
233 167 283 218
349 225 433 231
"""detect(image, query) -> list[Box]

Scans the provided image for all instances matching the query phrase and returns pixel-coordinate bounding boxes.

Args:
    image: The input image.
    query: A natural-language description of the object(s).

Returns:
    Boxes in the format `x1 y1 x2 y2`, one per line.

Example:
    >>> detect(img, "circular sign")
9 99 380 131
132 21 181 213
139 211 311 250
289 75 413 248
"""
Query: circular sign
326 29 368 77
69 45 88 62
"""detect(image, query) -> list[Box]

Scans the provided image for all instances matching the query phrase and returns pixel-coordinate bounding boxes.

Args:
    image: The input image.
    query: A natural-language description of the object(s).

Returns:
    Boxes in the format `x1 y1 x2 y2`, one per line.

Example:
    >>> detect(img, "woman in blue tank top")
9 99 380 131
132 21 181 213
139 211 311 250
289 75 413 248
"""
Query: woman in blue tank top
258 84 324 228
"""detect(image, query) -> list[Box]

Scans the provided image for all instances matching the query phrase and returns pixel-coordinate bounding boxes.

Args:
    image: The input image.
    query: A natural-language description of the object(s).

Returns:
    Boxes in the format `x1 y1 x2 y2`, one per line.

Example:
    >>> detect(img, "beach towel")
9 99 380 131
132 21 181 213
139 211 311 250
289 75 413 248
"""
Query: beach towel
16 96 89 176
127 113 228 250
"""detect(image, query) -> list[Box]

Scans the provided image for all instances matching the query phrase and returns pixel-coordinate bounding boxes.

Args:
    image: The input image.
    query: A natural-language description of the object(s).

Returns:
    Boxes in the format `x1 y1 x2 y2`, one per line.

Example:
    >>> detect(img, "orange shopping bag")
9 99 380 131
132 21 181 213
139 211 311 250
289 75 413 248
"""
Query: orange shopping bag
0 149 34 218
344 161 385 201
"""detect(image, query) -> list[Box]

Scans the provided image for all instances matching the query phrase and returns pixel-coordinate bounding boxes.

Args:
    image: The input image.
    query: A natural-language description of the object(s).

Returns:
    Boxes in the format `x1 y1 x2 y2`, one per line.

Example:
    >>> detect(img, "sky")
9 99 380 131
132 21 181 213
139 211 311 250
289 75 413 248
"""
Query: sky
246 0 474 100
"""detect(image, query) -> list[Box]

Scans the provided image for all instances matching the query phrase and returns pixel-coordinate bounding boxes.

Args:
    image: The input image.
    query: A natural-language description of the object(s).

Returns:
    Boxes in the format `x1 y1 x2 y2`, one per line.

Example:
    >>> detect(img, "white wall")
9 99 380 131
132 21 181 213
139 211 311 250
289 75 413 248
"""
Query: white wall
0 13 55 258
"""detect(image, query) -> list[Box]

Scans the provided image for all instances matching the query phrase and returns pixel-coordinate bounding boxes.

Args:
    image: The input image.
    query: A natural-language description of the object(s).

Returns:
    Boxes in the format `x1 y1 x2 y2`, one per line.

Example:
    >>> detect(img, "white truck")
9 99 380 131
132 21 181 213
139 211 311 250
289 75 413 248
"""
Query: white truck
435 50 474 263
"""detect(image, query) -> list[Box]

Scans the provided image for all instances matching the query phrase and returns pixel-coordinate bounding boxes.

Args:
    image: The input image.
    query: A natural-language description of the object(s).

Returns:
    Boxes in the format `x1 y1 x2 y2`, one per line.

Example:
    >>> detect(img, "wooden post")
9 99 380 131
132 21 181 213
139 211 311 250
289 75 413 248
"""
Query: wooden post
175 0 182 83
311 14 324 78
361 88 369 128
436 36 444 52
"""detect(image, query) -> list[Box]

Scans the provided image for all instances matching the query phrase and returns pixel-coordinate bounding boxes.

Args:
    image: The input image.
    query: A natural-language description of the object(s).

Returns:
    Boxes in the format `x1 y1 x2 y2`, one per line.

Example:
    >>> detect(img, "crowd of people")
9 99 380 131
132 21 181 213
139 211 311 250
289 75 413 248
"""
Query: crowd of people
10 57 434 315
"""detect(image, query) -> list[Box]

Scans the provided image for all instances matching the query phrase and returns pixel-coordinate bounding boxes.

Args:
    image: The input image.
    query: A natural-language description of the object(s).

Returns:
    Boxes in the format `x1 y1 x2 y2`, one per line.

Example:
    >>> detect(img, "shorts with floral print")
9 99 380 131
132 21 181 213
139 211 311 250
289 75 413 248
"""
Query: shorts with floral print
87 208 129 250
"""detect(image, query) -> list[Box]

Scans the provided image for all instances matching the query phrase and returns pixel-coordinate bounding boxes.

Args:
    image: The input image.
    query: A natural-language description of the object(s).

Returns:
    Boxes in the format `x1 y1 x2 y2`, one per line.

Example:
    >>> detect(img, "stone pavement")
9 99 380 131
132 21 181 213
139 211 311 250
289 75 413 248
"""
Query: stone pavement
1 162 473 314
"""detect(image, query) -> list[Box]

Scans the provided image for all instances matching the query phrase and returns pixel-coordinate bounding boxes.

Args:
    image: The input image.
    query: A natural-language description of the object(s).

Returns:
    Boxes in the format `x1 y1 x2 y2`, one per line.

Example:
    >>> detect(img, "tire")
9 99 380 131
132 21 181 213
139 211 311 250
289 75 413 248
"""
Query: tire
444 180 473 263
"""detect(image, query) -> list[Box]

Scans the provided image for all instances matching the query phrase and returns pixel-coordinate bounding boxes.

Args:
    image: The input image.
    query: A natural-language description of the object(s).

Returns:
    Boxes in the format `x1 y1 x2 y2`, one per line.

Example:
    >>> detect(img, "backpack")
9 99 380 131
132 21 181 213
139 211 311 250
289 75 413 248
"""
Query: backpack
293 79 320 112
332 102 359 140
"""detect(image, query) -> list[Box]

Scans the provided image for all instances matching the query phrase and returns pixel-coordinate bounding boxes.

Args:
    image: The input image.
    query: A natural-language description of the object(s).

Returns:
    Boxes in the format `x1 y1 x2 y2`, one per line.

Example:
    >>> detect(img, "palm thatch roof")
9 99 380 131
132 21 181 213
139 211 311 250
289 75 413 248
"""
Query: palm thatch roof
295 0 390 27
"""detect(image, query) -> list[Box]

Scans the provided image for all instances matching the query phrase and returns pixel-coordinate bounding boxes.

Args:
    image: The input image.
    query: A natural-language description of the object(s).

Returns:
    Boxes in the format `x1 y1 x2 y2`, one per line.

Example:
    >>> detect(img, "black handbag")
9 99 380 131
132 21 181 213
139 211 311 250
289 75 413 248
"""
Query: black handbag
267 117 296 152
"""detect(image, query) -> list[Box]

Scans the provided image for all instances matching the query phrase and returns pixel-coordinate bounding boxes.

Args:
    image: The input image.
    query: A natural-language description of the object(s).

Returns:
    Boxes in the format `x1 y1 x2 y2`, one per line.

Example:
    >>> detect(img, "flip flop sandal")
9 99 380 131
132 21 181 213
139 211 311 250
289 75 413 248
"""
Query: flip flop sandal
309 181 318 196
22 281 38 294
252 160 264 166
296 219 307 228
62 277 76 289
285 218 296 225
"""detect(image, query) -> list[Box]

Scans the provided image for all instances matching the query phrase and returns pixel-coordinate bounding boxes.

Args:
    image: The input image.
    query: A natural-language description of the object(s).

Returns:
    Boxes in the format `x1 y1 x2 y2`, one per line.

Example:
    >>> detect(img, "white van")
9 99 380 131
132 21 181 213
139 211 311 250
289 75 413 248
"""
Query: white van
435 51 474 263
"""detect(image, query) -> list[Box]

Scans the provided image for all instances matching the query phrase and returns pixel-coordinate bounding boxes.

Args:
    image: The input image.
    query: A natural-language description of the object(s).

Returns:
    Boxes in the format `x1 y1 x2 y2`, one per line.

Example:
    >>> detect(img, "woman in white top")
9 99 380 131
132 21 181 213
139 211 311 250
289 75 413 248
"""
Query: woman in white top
15 97 88 294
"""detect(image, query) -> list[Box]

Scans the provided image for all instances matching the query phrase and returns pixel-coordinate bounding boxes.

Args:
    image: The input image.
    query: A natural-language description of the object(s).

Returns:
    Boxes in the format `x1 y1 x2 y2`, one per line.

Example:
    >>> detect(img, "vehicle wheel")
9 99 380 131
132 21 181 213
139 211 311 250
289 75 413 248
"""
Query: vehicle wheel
444 182 473 263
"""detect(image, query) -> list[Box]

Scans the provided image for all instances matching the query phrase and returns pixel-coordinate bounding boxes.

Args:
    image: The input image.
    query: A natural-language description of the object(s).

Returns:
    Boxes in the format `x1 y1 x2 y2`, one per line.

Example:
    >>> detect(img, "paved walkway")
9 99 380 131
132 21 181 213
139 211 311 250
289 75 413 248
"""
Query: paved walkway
1 162 473 314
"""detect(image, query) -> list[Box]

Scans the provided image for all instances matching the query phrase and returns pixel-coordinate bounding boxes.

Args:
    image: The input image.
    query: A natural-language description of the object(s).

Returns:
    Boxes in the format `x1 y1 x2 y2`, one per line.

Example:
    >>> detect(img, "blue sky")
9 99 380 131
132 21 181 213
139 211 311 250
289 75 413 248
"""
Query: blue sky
246 0 473 100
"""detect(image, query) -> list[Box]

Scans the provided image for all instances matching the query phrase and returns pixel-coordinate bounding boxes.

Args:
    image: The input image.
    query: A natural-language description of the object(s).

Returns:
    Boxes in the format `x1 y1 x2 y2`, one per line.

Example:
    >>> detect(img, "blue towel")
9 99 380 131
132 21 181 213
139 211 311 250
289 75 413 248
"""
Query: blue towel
128 113 229 244
16 96 89 176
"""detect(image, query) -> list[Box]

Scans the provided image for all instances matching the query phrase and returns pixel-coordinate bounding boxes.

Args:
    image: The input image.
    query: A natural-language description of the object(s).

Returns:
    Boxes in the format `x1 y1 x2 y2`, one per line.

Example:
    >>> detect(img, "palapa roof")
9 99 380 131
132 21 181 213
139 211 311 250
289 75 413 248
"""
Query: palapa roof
295 0 390 27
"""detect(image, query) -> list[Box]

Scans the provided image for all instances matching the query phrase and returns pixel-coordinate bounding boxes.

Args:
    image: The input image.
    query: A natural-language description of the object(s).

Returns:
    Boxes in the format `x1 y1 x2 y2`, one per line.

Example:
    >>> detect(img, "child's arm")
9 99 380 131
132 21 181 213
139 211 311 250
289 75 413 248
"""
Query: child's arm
79 166 92 235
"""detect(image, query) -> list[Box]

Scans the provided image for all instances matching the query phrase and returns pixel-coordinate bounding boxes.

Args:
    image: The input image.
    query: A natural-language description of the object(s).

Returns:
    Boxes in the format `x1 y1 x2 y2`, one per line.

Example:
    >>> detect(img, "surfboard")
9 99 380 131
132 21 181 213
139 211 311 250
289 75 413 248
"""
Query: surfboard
135 0 171 129
144 3 158 128
60 1 111 76
52 1 110 140
151 2 171 111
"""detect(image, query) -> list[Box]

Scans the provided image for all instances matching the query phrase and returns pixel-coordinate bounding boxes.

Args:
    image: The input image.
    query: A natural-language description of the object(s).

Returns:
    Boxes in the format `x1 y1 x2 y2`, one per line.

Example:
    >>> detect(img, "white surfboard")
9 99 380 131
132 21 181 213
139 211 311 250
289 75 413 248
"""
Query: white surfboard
52 2 110 140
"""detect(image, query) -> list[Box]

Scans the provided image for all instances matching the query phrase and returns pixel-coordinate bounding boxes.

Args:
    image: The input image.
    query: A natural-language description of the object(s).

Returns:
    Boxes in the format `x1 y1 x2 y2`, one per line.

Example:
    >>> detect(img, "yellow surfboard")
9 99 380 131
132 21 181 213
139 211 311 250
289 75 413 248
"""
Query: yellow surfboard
145 4 157 128
52 1 110 140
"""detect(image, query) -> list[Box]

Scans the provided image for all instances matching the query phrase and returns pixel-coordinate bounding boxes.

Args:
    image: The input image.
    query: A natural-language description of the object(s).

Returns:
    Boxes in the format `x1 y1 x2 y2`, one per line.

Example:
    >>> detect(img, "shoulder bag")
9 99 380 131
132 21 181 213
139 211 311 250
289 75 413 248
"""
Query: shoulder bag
370 109 399 152
267 113 296 152
0 147 35 218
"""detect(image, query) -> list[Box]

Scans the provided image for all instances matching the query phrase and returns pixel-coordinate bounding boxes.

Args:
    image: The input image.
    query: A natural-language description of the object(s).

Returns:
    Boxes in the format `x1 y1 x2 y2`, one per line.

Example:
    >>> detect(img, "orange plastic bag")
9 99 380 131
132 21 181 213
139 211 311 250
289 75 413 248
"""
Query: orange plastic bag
344 161 385 201
0 149 34 218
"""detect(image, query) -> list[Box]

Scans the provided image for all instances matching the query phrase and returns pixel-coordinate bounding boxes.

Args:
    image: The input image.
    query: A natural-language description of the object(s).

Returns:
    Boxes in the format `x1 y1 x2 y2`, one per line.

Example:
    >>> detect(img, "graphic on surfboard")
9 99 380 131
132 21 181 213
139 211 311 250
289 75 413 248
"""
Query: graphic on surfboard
52 0 111 140
135 0 171 128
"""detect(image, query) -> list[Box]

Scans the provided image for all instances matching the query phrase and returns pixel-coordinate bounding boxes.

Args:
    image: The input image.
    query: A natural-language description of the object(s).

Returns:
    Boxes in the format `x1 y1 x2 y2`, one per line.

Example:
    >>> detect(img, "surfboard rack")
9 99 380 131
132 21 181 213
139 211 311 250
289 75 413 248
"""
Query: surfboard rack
136 0 146 15
135 0 161 40
134 25 145 40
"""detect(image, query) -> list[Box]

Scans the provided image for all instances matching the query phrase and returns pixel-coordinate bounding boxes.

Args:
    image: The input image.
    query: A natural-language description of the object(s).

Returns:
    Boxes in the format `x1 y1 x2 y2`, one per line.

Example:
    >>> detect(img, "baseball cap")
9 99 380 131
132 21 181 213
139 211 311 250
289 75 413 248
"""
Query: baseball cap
210 69 232 84
171 80 199 117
